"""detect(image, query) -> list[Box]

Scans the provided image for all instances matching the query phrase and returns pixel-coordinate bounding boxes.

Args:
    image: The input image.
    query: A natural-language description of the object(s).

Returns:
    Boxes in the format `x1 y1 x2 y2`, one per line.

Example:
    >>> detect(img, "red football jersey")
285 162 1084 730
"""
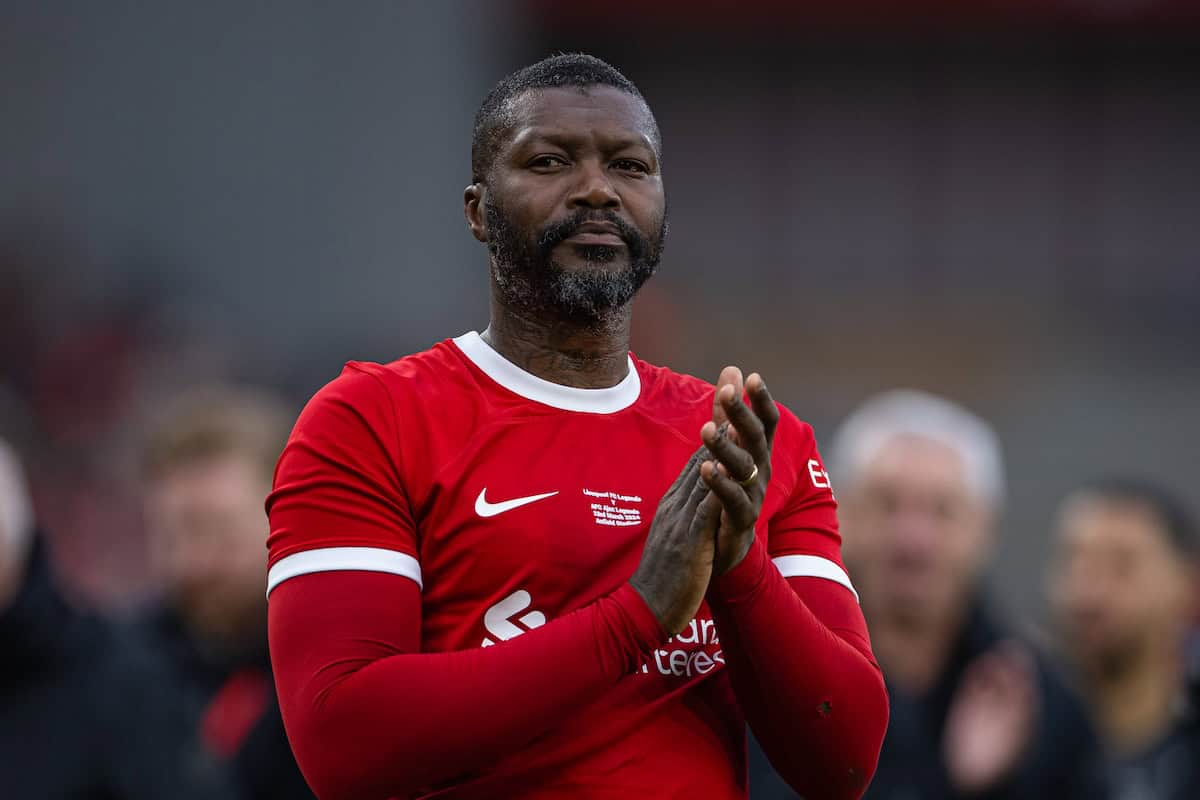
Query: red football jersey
267 331 856 798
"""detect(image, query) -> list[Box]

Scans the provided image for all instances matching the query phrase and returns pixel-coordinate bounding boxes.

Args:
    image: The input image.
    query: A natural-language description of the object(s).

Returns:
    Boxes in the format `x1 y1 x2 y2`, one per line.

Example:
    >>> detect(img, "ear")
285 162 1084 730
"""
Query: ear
464 183 487 243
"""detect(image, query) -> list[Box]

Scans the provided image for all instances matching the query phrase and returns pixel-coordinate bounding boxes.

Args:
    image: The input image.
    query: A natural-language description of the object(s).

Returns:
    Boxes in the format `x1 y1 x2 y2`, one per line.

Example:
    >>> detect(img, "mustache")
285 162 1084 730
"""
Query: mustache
537 210 643 253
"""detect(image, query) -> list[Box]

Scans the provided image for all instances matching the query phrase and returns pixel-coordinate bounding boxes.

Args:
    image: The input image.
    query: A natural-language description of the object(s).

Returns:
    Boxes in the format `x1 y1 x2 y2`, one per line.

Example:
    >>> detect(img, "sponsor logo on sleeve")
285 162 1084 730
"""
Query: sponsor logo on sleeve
809 458 833 492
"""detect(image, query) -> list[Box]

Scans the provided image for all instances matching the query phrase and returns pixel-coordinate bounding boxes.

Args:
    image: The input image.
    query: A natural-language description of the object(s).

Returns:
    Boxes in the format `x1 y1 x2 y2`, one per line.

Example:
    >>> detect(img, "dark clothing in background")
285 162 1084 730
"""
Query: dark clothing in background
1098 684 1200 800
750 602 1102 800
0 537 237 799
129 607 314 800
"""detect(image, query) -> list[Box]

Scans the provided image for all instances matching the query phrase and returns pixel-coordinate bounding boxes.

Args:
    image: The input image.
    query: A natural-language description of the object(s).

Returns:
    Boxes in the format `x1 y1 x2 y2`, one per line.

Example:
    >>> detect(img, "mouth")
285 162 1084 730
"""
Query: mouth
563 221 626 247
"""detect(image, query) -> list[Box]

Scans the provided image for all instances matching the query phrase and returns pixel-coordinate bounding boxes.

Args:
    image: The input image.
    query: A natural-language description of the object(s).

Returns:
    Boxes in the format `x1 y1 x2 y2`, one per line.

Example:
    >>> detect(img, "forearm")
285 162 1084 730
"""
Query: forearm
708 542 889 799
269 574 664 799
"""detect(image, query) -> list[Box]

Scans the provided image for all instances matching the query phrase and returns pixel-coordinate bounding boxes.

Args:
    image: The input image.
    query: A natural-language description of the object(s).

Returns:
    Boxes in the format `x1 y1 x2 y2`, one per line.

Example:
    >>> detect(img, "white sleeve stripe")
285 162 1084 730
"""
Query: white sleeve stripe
772 555 859 602
266 547 422 596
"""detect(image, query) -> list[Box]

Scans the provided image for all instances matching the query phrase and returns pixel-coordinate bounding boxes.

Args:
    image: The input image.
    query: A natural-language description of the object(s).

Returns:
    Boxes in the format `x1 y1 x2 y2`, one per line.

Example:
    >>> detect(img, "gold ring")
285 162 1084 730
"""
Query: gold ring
738 464 759 488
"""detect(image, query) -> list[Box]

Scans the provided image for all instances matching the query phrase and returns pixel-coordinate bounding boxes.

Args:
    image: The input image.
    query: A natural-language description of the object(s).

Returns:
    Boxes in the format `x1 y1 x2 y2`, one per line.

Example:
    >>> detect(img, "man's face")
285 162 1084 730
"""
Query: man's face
840 435 992 628
470 86 667 321
144 453 270 646
1050 495 1194 677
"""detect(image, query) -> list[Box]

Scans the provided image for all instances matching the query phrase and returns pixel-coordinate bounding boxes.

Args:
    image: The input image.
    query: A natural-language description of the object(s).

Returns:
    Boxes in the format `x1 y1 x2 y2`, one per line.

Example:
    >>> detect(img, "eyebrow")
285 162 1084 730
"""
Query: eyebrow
513 129 656 156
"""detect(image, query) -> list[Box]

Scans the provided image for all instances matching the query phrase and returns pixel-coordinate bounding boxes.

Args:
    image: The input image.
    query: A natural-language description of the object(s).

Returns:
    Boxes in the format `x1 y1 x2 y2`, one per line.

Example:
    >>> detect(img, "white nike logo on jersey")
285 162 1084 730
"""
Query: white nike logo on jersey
474 488 558 517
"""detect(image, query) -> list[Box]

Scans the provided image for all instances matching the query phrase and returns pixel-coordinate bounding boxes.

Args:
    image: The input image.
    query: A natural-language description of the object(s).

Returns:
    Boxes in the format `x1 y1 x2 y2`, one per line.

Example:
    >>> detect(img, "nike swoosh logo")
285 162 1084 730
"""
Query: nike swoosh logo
475 488 559 518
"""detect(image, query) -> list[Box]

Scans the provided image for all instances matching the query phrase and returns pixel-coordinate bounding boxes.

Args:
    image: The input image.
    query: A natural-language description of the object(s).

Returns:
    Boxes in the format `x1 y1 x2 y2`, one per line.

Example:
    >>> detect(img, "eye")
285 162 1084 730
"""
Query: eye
612 158 649 175
528 154 569 170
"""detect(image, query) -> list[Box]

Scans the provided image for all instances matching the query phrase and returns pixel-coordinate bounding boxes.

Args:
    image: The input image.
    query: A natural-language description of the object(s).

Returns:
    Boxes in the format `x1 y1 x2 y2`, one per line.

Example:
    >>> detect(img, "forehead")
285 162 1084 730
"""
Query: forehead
859 434 971 495
1057 495 1169 553
502 86 657 150
148 452 267 504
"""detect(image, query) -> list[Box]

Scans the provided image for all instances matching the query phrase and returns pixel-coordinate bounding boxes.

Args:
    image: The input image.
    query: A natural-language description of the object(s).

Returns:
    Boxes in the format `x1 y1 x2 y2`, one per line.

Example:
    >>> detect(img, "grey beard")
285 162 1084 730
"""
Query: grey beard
491 256 651 323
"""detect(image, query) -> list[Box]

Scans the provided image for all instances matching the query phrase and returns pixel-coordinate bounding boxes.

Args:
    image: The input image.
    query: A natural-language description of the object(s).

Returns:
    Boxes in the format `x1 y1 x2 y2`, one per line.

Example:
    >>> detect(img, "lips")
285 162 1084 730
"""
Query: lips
564 221 626 246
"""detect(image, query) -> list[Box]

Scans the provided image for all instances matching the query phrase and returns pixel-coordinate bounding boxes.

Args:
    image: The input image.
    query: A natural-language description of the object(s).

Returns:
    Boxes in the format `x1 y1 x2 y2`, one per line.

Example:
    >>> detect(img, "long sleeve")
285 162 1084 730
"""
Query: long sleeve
268 570 664 799
708 539 889 799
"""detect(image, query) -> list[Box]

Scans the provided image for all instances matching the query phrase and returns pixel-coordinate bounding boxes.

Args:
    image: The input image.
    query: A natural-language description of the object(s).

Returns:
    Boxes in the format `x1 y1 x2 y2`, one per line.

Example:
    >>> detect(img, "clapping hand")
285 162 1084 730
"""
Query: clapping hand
700 366 780 575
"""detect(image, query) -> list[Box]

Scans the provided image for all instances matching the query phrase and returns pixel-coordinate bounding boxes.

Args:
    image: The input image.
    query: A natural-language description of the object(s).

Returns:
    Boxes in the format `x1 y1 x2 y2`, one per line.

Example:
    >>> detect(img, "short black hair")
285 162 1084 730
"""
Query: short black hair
470 53 659 183
1072 477 1200 560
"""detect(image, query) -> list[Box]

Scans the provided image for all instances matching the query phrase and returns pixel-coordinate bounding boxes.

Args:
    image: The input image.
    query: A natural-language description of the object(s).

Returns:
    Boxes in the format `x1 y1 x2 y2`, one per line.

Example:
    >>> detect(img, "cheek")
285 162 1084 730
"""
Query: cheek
947 513 989 560
837 510 881 564
226 521 269 571
491 181 554 227
626 186 665 234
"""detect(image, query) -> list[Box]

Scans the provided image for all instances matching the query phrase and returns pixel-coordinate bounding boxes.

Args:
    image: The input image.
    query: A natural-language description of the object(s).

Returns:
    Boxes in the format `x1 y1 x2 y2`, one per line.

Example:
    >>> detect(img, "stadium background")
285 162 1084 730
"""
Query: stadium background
2 0 1197 670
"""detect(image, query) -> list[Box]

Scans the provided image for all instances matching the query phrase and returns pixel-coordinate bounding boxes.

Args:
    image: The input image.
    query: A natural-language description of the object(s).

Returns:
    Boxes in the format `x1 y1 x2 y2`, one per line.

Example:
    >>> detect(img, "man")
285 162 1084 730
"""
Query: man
1050 478 1200 799
0 436 235 798
267 54 888 799
815 390 1096 799
138 387 313 799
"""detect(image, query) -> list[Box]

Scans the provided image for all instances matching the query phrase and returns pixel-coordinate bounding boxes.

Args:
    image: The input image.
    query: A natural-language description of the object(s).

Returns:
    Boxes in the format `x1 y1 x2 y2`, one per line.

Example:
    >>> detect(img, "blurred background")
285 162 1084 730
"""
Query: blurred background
1 1 1198 795
3 0 1196 617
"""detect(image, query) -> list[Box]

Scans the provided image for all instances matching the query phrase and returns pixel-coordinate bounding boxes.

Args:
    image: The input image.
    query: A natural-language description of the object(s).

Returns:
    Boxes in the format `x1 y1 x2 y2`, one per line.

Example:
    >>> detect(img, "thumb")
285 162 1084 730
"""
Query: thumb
691 492 724 540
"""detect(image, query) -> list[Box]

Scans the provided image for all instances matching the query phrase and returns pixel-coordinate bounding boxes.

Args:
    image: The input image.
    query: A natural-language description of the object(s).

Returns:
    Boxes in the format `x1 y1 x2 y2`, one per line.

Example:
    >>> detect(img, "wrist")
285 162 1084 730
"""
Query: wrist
715 533 755 577
709 539 770 604
614 582 669 653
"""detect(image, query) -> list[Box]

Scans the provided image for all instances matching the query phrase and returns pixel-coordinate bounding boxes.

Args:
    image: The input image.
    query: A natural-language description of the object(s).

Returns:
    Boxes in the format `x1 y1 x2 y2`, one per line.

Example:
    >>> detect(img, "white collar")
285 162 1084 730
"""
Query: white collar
452 331 641 414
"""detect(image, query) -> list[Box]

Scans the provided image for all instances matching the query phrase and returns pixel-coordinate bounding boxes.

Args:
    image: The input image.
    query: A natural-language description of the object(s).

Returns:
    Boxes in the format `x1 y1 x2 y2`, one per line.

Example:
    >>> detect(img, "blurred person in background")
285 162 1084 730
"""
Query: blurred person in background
137 387 313 799
1050 478 1200 799
828 390 1095 799
0 435 235 797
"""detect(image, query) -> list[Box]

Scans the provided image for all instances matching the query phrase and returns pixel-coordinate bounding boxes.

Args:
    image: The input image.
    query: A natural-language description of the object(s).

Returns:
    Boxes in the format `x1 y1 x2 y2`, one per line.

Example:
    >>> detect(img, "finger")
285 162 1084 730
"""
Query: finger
690 490 724 540
701 421 757 487
745 373 780 448
991 644 1038 704
963 647 1036 704
717 384 770 473
711 366 744 427
701 460 757 530
666 446 710 497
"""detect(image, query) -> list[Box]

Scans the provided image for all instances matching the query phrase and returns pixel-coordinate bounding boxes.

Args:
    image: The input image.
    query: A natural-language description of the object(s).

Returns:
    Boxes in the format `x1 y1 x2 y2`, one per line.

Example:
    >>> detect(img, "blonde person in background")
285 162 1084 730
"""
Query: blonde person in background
1050 478 1200 800
0 435 236 798
831 391 1097 799
133 386 314 800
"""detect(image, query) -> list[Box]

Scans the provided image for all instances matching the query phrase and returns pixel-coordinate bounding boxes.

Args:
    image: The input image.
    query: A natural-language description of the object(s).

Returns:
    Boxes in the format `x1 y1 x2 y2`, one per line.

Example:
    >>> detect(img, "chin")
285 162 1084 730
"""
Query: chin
556 250 628 272
881 587 945 625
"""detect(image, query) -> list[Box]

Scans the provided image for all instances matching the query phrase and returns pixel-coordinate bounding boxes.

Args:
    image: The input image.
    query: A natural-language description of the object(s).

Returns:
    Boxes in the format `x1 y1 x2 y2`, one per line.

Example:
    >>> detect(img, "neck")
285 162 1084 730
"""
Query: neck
1086 644 1181 755
868 604 965 695
484 293 633 389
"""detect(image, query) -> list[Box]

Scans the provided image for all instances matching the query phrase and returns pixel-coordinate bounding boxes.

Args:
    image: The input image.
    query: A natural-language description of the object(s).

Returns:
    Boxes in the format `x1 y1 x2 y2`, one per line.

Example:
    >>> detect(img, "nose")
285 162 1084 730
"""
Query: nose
891 511 941 561
567 159 620 210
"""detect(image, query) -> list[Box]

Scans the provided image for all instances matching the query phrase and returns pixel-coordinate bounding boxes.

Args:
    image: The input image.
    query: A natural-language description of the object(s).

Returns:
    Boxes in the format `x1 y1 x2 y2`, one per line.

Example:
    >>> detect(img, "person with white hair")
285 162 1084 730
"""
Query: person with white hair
0 435 238 799
0 438 35 609
829 391 1099 800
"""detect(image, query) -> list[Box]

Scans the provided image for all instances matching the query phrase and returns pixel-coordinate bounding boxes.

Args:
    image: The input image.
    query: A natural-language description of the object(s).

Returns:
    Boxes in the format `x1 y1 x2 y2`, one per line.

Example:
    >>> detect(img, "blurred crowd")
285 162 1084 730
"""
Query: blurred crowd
3 3 1198 797
750 392 1200 800
1 374 311 797
2 314 1198 797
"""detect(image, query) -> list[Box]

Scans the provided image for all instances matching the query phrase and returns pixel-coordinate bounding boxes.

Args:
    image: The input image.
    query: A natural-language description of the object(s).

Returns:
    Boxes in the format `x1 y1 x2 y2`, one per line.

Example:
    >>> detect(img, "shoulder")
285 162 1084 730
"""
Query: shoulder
296 338 483 434
633 357 716 407
313 338 471 408
630 357 715 433
632 356 820 454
